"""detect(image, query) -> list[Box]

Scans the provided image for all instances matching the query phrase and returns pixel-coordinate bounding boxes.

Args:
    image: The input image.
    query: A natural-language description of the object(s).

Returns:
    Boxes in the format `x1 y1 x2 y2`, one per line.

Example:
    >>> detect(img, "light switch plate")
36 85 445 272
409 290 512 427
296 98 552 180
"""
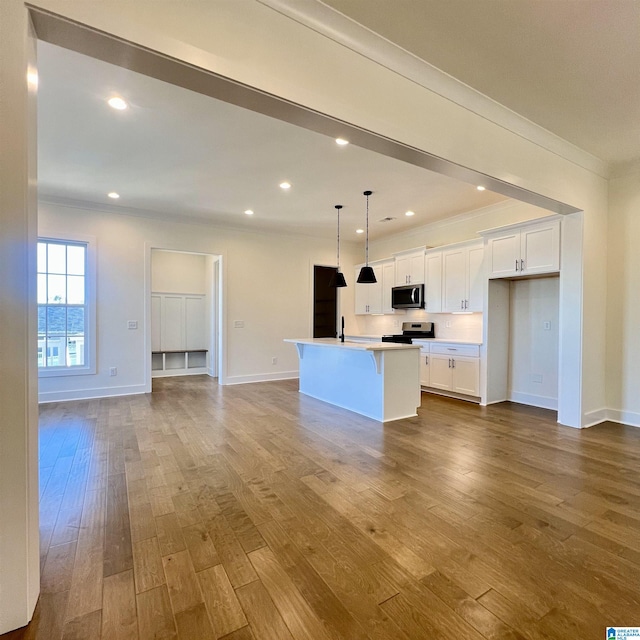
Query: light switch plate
234 320 245 328
128 320 138 330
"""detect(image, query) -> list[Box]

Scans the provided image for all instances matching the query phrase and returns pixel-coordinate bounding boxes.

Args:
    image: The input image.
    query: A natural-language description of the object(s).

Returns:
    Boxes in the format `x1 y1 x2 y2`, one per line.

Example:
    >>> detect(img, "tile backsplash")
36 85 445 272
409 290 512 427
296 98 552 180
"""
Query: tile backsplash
352 309 483 342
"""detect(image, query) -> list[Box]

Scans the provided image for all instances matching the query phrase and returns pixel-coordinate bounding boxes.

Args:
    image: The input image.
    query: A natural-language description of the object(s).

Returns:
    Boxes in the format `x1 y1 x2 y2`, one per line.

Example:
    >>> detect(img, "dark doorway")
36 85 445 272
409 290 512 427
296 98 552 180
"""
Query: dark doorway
313 265 338 338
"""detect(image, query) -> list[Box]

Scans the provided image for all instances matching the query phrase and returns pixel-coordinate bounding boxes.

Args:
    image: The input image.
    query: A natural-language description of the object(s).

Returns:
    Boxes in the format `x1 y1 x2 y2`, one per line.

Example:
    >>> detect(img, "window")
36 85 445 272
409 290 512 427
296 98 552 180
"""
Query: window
38 238 95 376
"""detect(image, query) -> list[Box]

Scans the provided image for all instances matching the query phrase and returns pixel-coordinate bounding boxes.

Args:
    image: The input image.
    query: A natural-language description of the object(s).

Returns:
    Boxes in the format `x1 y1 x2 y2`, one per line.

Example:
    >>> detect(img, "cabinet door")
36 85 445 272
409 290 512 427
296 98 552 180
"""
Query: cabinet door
162 295 184 351
487 232 519 278
151 295 162 352
451 356 479 396
408 253 425 284
521 220 560 275
367 264 384 314
185 296 206 350
466 244 484 312
424 252 442 312
428 354 452 390
381 261 396 314
442 248 466 312
419 350 430 387
354 266 369 314
395 255 410 285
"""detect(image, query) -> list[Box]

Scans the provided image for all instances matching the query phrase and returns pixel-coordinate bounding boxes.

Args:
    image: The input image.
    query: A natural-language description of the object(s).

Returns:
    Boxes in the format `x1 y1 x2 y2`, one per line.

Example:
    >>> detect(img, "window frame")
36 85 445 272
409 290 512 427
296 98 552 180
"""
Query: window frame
37 234 97 378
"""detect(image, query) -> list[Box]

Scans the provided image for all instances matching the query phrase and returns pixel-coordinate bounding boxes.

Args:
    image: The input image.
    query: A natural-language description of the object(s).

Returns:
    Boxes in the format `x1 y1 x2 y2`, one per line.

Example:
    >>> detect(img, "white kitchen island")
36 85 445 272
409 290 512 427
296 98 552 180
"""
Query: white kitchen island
284 338 421 422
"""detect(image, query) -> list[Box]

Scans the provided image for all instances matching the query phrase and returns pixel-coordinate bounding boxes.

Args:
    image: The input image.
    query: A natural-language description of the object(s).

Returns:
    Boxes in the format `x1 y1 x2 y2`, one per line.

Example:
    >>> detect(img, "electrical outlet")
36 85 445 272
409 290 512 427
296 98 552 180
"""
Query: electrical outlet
445 320 452 328
127 320 138 330
543 321 551 330
234 320 245 328
109 367 117 376
272 357 278 365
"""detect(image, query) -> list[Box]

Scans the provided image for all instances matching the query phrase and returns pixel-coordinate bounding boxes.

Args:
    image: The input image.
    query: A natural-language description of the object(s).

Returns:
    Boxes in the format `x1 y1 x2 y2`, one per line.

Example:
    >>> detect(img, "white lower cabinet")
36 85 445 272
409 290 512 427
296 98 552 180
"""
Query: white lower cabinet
419 348 430 387
420 343 480 398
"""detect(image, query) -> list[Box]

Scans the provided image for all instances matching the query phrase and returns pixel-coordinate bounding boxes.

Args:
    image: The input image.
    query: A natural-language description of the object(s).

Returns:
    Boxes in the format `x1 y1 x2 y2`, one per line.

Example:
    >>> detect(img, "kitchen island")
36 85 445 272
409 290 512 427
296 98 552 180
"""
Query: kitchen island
284 338 421 422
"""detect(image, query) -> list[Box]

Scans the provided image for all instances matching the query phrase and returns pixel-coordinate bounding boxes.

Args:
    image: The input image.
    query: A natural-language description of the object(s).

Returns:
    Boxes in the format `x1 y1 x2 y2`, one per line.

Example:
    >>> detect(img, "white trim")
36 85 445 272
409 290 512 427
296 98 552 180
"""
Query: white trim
258 0 608 178
223 371 299 385
508 391 558 411
581 407 610 429
38 384 147 403
596 409 640 429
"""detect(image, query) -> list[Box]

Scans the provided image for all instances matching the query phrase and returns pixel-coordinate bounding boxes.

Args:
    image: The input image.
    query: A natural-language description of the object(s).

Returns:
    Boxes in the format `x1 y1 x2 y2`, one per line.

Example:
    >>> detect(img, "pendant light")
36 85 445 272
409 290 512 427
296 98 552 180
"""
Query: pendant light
357 190 377 283
331 204 347 287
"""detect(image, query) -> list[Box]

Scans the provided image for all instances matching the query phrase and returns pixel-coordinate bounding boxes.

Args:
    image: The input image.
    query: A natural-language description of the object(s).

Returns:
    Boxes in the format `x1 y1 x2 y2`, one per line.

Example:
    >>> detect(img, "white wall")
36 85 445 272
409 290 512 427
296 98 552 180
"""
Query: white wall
38 202 360 401
508 277 559 410
607 165 640 426
152 250 207 295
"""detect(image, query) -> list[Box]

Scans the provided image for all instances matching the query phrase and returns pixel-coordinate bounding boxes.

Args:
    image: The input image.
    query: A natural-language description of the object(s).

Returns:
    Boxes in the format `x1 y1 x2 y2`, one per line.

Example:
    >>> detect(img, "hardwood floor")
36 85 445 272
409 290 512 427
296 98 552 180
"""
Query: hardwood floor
4 375 640 639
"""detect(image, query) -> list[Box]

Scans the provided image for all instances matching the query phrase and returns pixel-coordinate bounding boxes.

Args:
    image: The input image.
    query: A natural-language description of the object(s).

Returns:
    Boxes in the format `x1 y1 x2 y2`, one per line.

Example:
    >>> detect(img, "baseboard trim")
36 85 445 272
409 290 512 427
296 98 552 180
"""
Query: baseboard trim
223 371 299 385
38 384 147 404
602 408 640 428
509 391 558 411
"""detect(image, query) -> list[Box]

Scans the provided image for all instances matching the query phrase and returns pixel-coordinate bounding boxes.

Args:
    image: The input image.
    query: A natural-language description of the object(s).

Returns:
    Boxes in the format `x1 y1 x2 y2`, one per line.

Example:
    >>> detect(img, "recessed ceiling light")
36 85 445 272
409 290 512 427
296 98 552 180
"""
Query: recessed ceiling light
477 185 486 191
405 211 415 217
279 181 291 190
356 229 364 234
107 192 120 199
335 138 349 146
108 97 128 110
244 209 254 215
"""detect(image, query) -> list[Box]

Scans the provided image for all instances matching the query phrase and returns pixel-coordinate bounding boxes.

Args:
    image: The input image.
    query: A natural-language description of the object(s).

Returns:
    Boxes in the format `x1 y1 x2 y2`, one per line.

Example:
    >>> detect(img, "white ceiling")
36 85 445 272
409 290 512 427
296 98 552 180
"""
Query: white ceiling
37 41 508 241
324 0 640 167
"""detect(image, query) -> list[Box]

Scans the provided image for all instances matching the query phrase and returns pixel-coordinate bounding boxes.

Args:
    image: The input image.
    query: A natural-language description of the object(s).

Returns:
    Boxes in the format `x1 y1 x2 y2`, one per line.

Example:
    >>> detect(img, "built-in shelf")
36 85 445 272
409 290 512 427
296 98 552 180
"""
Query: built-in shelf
152 350 208 377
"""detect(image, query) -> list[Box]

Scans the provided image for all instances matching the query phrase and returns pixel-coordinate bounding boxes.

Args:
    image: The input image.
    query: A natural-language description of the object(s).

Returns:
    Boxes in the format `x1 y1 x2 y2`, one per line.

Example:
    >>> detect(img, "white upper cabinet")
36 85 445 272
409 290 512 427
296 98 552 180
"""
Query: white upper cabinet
484 217 560 279
354 262 383 314
393 248 425 285
381 260 396 314
442 240 484 312
424 249 442 313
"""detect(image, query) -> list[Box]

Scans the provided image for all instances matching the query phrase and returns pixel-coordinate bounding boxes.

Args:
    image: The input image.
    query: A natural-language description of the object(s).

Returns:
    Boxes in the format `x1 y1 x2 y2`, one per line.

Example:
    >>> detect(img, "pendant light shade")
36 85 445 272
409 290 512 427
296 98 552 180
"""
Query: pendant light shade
330 204 347 288
357 190 377 284
333 271 348 287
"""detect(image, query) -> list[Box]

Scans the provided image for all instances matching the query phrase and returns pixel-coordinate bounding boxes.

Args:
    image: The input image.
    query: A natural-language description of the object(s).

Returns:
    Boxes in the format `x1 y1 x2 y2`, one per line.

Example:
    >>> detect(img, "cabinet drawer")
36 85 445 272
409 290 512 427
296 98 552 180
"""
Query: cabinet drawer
430 343 479 358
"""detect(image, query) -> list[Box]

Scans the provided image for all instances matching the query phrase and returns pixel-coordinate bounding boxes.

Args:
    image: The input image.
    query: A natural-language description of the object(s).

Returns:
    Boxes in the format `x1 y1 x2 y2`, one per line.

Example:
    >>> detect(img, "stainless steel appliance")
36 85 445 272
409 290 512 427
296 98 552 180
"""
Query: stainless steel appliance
381 321 435 344
391 284 424 309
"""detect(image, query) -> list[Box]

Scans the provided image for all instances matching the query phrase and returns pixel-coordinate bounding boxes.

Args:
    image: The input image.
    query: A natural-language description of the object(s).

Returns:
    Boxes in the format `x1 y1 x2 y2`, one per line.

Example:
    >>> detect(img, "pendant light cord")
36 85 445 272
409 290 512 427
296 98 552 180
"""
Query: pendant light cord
364 190 371 266
337 208 340 269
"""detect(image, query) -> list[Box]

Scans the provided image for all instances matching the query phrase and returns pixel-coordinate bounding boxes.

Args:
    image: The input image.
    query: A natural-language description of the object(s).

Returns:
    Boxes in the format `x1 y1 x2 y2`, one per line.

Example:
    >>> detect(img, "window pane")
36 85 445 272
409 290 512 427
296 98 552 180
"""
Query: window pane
37 243 47 273
67 245 85 275
47 306 66 337
47 274 66 303
67 276 85 304
47 243 66 274
37 274 47 304
38 306 46 335
66 337 85 366
67 307 84 335
45 336 66 367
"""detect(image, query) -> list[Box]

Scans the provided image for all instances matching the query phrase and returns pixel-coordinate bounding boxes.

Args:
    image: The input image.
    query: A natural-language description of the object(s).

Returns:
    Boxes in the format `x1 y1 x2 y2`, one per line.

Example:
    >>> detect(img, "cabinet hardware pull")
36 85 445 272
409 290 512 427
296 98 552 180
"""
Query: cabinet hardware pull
464 299 468 309
515 259 519 271
520 259 524 271
461 299 464 309
425 356 428 365
452 359 455 368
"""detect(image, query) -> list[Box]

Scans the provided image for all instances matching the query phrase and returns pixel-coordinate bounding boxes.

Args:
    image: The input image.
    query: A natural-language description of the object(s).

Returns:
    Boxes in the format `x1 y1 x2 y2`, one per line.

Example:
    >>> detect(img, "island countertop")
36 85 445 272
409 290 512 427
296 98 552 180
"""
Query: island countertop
284 338 421 351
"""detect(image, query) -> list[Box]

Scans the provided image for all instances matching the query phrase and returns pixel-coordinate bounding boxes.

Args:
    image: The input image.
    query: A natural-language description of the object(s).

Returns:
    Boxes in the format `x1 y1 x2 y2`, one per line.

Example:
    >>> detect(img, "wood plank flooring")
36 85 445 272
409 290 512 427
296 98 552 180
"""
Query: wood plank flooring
4 375 640 639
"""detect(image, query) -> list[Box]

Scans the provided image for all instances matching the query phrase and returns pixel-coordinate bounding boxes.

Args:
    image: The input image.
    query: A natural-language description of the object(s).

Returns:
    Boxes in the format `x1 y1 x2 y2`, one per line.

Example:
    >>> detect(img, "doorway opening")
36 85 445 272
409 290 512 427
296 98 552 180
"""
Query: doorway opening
148 249 221 389
313 265 338 338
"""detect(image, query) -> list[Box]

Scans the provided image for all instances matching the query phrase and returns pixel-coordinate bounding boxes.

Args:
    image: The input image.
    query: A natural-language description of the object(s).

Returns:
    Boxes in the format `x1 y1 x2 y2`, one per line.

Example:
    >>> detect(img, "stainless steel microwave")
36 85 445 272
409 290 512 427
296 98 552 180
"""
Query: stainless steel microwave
391 284 424 309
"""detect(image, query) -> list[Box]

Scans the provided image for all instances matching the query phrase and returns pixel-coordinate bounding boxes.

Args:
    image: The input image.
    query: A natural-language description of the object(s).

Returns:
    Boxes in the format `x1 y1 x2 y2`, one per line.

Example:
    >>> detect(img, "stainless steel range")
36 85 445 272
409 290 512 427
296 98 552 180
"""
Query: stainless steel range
381 321 435 344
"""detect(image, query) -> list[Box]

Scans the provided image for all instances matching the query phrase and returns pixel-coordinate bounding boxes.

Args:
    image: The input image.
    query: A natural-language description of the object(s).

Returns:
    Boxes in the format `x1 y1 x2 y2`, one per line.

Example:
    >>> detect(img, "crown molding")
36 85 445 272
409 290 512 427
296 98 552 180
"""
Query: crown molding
258 0 609 179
